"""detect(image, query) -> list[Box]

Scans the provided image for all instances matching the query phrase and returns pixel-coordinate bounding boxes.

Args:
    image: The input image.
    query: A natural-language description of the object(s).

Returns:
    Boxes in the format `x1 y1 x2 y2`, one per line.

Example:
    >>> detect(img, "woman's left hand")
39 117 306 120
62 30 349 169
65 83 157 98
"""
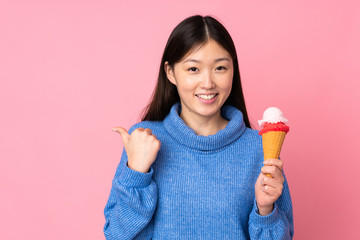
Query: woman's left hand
255 158 285 215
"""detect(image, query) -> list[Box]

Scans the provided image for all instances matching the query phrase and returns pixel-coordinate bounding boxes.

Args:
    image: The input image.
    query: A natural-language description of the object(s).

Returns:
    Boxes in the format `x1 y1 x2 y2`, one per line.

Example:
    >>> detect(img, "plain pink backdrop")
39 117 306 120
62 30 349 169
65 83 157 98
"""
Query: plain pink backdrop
1 0 359 239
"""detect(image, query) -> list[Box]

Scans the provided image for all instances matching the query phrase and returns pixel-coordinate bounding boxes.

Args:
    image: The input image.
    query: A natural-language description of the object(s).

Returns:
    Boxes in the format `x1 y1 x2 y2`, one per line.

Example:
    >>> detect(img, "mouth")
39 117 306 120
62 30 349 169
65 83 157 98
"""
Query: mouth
195 93 218 100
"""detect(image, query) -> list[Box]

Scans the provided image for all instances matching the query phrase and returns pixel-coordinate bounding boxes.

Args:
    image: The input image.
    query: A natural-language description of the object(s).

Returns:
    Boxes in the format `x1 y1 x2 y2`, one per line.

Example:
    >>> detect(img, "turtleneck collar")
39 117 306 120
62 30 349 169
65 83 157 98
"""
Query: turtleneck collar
163 102 246 151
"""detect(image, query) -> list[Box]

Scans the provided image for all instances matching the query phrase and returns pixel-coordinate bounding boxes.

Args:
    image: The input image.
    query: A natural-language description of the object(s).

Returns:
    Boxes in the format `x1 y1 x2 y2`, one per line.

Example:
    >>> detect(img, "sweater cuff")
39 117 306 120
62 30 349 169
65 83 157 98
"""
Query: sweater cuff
249 198 280 227
118 161 154 188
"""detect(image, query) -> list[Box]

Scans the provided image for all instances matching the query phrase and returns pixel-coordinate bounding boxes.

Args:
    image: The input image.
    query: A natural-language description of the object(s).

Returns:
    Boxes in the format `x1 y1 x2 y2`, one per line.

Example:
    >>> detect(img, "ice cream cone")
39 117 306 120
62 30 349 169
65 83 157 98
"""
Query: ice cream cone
262 131 286 160
262 131 286 177
258 107 290 178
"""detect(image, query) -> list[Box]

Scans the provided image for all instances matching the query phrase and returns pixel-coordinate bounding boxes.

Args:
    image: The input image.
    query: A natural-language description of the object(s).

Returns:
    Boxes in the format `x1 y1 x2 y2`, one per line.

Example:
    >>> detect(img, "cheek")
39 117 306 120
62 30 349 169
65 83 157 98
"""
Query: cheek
218 76 233 92
177 77 197 92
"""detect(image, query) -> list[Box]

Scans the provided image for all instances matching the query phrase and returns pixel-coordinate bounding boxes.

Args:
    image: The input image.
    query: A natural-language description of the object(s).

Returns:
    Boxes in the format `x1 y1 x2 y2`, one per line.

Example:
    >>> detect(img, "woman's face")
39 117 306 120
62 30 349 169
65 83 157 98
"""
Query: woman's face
165 39 233 122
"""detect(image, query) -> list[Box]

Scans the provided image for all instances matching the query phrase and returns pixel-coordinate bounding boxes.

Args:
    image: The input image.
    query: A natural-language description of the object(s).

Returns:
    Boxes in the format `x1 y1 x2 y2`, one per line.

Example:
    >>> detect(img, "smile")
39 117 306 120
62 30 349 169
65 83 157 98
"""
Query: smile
195 94 218 100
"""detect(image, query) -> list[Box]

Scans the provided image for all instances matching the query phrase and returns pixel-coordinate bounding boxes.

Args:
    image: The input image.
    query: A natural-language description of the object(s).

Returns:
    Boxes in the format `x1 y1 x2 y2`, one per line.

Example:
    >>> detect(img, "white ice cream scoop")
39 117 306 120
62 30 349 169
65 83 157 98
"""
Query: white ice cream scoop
258 107 288 127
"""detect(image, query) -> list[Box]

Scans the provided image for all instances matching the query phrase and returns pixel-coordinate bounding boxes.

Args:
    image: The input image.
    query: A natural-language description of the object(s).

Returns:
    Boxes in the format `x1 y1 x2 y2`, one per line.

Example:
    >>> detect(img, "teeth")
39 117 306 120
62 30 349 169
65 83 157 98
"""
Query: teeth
197 94 216 100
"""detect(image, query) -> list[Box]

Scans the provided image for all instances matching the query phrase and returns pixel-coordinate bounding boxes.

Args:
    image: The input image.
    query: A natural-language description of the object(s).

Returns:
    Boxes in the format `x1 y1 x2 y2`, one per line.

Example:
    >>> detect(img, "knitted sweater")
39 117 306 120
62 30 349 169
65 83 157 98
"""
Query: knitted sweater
103 102 294 239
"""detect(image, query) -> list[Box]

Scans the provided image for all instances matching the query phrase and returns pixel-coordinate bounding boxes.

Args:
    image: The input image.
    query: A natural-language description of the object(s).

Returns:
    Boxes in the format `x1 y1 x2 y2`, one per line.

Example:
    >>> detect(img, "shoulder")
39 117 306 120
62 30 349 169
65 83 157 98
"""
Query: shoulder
243 127 261 138
241 127 262 146
128 120 163 134
240 128 264 166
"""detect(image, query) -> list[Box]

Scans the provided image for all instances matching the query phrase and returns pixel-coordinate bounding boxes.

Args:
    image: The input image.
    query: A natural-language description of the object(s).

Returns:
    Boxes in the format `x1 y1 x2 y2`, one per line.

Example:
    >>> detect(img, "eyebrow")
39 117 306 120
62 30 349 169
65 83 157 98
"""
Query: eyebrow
182 57 230 63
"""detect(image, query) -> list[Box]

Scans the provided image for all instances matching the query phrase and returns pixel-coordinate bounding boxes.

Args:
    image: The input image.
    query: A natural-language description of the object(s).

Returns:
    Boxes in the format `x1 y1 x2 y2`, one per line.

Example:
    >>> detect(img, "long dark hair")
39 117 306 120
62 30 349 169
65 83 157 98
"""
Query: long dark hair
141 15 252 129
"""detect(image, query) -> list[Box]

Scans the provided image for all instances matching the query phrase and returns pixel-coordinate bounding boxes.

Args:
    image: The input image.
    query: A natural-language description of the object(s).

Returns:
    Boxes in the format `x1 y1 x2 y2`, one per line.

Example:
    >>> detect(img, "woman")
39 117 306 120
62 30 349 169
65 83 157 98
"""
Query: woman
104 15 294 239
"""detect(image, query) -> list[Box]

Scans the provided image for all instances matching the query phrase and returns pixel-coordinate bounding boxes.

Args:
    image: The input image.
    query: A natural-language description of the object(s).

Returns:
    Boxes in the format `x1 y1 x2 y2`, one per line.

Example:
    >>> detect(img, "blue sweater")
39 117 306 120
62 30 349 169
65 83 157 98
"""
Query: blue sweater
104 102 294 239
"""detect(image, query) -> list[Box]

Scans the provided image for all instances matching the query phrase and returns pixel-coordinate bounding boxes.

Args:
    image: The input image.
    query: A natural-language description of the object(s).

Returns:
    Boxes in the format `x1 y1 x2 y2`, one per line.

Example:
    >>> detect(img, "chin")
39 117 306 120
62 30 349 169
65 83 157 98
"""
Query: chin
196 107 221 117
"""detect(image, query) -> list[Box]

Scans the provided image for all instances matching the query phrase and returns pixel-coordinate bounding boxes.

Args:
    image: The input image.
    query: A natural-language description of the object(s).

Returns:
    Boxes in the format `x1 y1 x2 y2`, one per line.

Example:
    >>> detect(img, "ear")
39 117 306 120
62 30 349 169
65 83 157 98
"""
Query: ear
164 61 176 85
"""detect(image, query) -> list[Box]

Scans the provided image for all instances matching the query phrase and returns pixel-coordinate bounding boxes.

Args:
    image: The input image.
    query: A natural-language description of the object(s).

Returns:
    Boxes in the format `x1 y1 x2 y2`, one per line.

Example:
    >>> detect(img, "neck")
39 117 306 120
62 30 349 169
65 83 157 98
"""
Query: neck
180 109 229 136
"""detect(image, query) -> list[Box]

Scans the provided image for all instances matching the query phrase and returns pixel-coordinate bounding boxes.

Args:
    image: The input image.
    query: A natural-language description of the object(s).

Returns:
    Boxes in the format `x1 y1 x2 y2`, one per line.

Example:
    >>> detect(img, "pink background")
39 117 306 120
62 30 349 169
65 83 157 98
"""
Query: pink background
1 0 359 239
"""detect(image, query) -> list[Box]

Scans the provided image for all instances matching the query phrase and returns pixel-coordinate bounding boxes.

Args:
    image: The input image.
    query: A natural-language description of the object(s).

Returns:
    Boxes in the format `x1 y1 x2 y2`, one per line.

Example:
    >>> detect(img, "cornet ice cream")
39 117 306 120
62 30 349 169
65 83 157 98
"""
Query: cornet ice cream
258 107 290 177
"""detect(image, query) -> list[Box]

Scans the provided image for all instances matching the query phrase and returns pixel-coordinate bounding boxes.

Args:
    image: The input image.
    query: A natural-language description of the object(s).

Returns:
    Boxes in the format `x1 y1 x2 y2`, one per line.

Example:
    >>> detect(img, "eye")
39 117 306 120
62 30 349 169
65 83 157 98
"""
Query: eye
216 66 226 71
188 67 198 72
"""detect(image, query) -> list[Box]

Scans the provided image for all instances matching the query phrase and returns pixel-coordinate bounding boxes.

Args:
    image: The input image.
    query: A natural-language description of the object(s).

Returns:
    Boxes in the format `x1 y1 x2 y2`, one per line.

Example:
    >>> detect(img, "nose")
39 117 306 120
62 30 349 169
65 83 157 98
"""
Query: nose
200 71 215 89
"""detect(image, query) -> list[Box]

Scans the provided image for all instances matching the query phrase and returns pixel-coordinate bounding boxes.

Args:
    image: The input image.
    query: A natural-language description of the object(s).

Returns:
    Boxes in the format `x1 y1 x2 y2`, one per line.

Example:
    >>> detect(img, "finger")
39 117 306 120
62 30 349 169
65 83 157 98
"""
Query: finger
262 184 277 196
262 173 284 189
112 127 130 145
261 165 283 180
144 128 152 135
261 166 283 180
263 158 284 172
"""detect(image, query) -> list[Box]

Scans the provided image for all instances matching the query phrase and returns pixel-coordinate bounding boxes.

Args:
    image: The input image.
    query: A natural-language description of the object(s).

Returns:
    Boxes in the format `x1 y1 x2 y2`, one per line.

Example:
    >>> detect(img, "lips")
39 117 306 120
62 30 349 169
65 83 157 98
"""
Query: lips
195 93 218 104
195 93 218 100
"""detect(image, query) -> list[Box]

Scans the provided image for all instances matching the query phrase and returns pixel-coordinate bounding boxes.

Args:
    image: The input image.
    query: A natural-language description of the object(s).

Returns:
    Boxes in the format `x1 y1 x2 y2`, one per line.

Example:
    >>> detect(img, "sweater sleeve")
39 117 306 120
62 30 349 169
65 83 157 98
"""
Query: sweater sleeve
248 171 294 239
103 145 158 240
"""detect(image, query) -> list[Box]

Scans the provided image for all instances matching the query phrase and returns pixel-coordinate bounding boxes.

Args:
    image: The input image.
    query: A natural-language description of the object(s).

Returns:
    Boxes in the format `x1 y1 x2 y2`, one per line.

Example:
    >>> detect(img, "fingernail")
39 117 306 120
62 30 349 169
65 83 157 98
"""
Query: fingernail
112 128 117 132
263 160 270 164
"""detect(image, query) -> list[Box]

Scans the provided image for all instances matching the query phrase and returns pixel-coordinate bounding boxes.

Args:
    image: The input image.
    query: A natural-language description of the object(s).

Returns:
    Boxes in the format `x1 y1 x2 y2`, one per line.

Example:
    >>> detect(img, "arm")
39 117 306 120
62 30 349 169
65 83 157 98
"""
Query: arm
103 148 158 240
248 171 294 239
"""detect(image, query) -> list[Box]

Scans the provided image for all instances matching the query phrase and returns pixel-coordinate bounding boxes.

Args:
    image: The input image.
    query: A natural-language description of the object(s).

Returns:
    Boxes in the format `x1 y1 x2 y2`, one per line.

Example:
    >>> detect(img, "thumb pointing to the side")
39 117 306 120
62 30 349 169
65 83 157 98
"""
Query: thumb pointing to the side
112 127 130 146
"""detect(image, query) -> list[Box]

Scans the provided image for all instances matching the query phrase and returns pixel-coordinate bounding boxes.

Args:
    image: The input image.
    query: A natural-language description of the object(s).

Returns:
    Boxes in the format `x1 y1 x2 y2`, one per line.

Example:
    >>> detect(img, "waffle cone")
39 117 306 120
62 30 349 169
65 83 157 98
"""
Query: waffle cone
261 131 287 160
261 131 286 177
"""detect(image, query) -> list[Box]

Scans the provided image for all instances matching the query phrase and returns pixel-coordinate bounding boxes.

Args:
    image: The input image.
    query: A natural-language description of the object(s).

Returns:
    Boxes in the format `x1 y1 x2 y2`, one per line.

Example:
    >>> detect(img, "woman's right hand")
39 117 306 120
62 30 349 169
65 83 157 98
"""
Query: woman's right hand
112 127 161 173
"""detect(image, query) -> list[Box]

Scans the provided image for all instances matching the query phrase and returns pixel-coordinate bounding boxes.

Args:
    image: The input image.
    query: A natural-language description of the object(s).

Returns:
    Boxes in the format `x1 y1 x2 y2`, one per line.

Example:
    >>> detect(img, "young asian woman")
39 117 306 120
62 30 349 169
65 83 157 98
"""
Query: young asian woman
104 15 294 240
